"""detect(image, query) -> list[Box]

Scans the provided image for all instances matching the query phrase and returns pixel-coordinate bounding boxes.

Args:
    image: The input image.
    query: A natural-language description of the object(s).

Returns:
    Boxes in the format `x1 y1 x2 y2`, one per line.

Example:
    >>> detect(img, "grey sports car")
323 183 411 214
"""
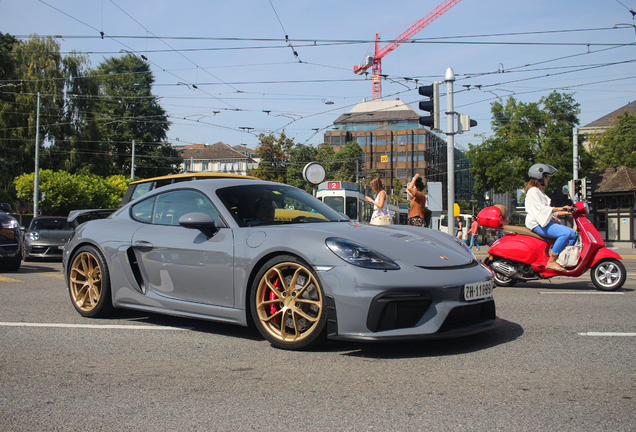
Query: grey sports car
63 177 500 350
23 216 78 261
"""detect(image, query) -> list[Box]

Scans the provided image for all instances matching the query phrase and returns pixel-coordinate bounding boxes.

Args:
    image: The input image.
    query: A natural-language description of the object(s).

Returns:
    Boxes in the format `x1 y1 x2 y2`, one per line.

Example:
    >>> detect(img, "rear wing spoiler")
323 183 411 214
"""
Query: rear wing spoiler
67 208 118 223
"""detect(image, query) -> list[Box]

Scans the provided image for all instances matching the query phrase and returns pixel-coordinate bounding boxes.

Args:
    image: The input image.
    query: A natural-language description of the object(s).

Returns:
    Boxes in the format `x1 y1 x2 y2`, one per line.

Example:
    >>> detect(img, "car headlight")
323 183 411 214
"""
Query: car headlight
28 232 40 241
326 238 400 270
1 219 18 229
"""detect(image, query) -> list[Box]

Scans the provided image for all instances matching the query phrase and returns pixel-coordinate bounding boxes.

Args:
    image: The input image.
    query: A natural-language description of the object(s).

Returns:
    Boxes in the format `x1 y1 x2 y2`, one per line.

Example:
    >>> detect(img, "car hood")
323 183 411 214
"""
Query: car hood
281 222 475 268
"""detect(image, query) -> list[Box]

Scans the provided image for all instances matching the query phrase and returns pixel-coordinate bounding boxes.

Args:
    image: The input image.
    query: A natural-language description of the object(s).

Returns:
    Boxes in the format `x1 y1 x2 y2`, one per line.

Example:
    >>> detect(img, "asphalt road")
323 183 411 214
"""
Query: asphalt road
1 257 635 432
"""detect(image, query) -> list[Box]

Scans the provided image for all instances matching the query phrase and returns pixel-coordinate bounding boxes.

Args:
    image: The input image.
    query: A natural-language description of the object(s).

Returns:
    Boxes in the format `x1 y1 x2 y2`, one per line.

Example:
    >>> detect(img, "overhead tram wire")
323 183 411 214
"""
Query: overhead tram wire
37 0 241 112
20 25 634 44
268 0 302 62
108 0 243 95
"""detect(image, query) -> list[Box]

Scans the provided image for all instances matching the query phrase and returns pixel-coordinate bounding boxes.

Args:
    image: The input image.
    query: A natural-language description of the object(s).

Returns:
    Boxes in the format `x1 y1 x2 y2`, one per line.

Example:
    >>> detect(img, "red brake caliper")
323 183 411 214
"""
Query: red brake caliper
269 277 281 324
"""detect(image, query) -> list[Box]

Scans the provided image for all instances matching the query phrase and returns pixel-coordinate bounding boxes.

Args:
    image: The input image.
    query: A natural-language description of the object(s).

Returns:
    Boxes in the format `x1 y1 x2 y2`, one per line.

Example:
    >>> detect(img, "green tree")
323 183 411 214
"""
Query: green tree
0 33 20 201
590 112 636 169
14 170 130 215
251 132 294 183
331 141 364 182
287 143 318 193
467 91 590 196
92 54 174 177
316 143 336 177
392 178 406 203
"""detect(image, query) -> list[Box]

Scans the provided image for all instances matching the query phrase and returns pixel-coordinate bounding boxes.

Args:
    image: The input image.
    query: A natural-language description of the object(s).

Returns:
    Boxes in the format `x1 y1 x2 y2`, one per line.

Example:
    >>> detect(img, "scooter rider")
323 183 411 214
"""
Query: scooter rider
525 164 578 271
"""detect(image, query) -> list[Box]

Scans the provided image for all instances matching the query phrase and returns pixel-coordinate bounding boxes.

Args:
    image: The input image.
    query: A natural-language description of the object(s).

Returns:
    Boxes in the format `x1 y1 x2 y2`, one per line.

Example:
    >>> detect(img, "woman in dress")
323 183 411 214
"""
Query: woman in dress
365 177 390 225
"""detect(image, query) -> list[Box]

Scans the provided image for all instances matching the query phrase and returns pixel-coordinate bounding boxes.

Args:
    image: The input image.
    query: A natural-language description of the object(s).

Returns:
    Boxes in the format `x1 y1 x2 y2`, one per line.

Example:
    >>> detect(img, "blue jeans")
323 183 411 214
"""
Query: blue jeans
532 222 577 254
469 232 480 251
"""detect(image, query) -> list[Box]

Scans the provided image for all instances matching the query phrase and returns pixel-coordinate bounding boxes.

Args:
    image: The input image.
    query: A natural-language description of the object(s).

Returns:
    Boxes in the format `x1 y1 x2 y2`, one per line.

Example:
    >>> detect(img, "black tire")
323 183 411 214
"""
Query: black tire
591 259 626 291
67 245 113 317
2 254 21 272
250 255 327 350
489 259 517 287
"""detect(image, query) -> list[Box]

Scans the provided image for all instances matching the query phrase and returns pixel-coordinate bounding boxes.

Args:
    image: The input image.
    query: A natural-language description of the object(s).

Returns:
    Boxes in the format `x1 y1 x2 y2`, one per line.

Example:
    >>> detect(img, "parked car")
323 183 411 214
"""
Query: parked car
23 216 78 261
0 202 22 272
63 176 500 350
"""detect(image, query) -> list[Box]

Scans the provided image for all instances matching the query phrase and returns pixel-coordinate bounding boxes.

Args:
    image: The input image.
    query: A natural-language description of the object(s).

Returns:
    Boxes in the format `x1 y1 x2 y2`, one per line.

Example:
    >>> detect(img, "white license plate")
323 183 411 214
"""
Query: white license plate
464 280 493 301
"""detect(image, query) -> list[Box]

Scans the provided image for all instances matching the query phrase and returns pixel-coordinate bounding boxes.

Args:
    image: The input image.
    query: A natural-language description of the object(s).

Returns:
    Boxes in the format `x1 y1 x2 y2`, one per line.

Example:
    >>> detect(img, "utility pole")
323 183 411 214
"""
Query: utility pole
33 92 40 217
445 67 456 237
573 127 579 180
131 140 136 180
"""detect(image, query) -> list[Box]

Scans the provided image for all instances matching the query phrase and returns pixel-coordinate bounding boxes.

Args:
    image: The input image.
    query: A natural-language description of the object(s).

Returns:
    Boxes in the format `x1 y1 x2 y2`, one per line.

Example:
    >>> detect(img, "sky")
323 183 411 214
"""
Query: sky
1 0 636 151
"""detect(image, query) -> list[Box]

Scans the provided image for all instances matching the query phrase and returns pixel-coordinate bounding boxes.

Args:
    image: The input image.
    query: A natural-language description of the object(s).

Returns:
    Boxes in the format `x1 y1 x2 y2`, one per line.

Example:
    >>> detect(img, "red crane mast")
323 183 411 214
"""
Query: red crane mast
353 0 462 100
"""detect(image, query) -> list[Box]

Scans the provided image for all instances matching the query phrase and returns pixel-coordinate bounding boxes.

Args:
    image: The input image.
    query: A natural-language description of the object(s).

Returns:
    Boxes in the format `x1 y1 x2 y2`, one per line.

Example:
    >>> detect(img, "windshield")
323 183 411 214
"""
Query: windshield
217 184 348 227
30 218 77 231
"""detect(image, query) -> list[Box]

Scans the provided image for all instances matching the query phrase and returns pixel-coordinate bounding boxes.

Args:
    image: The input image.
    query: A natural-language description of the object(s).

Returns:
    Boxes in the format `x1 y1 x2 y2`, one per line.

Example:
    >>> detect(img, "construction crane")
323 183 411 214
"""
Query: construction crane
353 0 462 100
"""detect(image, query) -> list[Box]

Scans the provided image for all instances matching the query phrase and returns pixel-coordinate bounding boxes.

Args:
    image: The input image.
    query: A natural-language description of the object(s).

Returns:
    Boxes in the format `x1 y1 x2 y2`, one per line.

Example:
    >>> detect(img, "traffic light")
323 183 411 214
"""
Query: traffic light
458 114 477 133
583 177 592 206
574 179 582 201
418 81 441 132
567 179 576 201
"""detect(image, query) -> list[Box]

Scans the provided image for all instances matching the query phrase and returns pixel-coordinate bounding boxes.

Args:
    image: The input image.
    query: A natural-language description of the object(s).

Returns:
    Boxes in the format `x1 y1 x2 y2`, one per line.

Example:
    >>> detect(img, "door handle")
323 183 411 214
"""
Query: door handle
134 240 154 250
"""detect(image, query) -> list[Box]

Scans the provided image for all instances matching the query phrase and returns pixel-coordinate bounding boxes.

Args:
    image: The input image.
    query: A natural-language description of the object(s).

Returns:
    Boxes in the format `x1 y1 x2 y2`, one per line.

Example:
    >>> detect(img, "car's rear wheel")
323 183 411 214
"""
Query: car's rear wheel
251 255 327 350
68 245 113 317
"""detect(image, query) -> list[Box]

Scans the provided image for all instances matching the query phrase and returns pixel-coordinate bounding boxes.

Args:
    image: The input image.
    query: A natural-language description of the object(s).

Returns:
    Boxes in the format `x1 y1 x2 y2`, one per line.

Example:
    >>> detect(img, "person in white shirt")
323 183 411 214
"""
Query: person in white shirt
525 164 577 271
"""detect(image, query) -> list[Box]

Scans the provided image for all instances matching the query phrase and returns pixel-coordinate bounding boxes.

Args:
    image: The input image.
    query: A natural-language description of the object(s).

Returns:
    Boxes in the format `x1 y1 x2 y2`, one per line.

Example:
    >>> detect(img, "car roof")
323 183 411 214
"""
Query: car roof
128 172 258 185
121 173 260 206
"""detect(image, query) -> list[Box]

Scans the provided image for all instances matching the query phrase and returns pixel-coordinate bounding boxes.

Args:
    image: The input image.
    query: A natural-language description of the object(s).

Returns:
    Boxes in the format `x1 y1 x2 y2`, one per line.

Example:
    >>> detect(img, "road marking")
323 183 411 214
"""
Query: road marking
38 273 64 280
0 322 190 330
0 276 22 282
578 332 636 337
620 255 636 259
539 291 625 295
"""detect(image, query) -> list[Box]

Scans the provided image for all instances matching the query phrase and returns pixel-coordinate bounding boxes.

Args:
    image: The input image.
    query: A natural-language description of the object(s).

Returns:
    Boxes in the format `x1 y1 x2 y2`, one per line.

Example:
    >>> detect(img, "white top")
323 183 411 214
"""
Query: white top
371 191 388 219
525 186 557 230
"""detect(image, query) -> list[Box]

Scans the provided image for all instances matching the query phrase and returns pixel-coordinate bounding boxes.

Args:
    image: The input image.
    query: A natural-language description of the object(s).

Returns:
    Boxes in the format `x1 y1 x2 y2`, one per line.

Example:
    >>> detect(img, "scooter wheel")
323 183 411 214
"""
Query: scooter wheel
591 259 626 291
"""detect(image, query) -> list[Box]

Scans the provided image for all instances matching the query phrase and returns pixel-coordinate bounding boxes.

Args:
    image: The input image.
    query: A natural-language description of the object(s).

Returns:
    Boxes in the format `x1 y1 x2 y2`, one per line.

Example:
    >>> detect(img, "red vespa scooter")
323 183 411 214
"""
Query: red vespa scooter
478 201 626 291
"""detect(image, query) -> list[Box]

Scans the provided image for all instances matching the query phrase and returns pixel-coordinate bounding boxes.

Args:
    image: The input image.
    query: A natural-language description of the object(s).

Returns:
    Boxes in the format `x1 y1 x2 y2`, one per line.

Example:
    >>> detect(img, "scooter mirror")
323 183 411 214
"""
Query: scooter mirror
562 185 569 195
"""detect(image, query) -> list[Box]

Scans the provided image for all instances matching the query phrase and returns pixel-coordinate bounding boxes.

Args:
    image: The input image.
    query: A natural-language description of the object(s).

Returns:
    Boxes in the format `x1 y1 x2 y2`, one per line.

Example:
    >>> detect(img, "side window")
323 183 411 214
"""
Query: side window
131 182 154 200
131 196 156 223
152 190 223 227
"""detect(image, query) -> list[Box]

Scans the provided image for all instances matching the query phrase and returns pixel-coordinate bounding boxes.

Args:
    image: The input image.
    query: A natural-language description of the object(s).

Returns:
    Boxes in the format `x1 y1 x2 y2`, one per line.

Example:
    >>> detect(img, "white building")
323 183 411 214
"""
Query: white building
178 142 259 175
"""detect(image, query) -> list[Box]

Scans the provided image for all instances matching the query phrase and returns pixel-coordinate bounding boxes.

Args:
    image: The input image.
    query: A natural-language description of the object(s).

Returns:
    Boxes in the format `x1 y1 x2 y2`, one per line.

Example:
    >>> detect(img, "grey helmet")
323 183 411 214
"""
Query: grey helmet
528 163 557 186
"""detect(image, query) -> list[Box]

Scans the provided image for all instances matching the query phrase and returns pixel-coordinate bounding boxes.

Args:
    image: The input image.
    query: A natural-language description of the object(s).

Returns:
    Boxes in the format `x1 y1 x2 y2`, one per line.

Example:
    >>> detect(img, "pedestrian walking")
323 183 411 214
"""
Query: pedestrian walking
469 216 481 252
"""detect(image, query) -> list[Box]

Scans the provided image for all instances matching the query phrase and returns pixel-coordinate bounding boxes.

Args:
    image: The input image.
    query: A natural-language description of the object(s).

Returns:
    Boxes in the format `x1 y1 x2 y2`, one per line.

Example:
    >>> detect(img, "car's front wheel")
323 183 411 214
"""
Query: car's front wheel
68 245 113 317
251 255 327 350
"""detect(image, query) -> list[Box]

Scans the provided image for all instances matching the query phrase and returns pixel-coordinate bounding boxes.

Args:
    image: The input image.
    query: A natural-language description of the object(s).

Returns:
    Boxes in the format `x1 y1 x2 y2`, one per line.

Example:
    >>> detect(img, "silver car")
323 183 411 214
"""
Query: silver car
63 178 500 350
23 216 78 261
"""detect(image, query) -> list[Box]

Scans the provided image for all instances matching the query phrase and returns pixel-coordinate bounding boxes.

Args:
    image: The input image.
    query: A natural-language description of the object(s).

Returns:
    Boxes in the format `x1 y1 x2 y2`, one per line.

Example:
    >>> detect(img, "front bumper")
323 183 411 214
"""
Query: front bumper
24 243 65 260
319 262 500 342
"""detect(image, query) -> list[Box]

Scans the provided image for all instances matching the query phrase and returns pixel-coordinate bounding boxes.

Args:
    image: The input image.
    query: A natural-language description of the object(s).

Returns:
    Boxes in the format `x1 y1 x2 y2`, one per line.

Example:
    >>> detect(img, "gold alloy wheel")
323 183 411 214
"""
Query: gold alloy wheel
255 262 323 343
69 251 103 312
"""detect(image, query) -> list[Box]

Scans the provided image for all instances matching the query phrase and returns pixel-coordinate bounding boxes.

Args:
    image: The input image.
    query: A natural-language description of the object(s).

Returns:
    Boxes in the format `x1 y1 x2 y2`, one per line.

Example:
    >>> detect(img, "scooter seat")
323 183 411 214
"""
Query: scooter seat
502 225 555 245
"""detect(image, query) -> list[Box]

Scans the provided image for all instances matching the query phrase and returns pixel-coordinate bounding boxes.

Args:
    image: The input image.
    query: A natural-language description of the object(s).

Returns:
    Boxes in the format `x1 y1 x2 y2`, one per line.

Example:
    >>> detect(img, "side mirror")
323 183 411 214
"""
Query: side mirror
0 202 11 212
562 185 569 195
179 212 219 238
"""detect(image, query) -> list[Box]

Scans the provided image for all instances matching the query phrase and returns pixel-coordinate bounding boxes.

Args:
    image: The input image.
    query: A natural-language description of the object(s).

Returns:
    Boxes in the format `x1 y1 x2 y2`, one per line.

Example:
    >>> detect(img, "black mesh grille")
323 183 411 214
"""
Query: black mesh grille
439 300 496 332
367 293 432 332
